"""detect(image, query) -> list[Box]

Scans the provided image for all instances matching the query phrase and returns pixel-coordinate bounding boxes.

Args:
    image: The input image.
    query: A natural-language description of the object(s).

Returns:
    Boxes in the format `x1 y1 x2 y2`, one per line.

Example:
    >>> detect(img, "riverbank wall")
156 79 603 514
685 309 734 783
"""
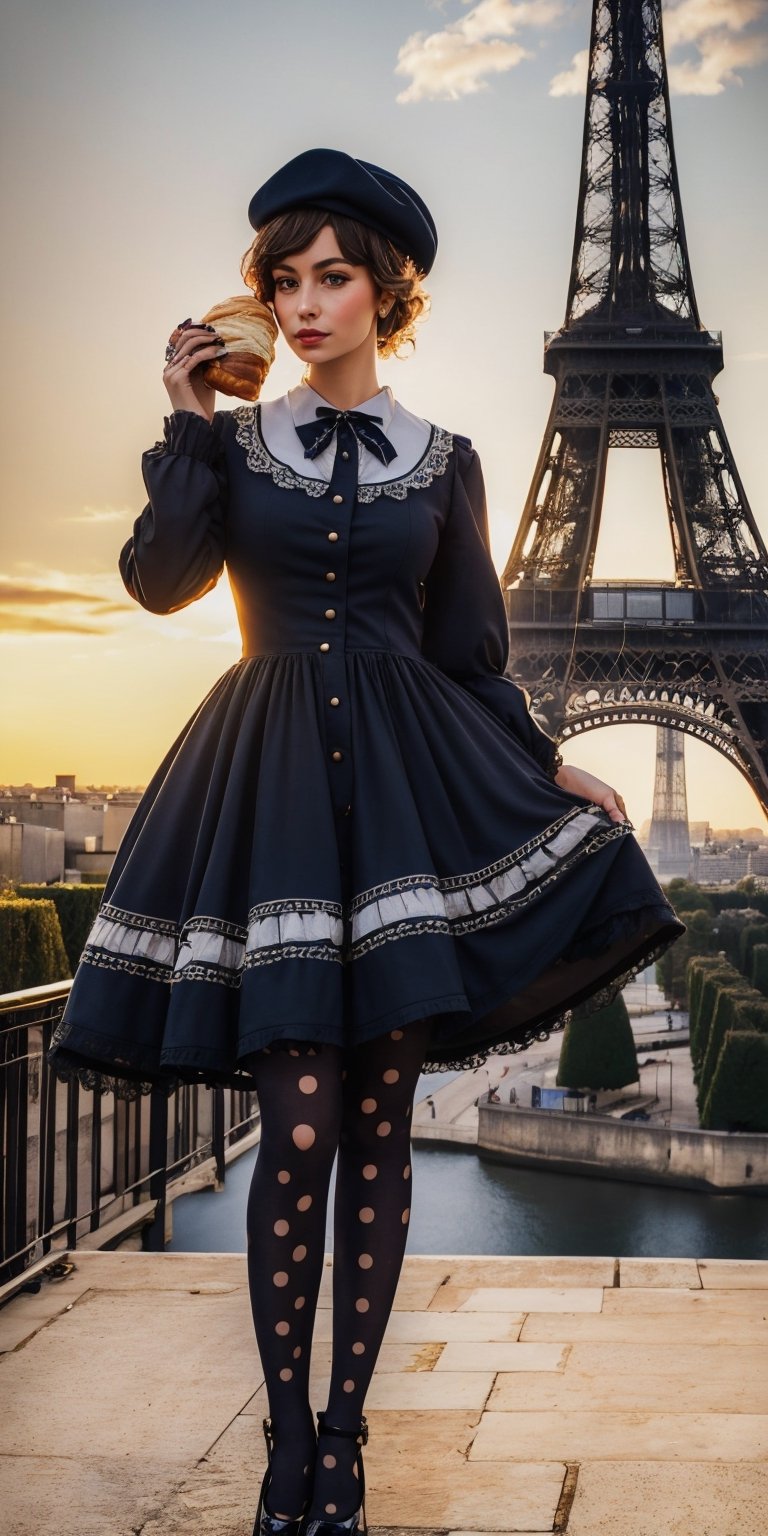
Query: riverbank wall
477 1103 768 1193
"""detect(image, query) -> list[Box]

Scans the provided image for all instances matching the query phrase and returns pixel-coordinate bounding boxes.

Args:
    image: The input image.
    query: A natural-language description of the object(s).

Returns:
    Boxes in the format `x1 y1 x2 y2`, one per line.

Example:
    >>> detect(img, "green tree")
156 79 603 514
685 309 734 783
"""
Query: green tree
556 992 639 1091
751 944 768 998
0 898 70 991
687 959 741 1077
661 878 714 916
700 1031 768 1132
656 907 715 1004
696 985 768 1116
738 923 768 980
13 883 105 973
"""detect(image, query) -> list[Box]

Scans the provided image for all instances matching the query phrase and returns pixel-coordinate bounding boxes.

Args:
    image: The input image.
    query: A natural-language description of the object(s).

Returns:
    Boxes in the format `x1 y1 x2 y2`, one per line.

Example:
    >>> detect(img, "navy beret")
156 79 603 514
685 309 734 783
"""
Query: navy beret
247 147 437 276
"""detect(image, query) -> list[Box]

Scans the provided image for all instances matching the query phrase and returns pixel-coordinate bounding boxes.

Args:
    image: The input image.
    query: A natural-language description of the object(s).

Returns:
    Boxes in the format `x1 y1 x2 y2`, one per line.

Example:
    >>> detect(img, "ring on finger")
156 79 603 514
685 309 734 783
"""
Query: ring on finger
164 344 176 362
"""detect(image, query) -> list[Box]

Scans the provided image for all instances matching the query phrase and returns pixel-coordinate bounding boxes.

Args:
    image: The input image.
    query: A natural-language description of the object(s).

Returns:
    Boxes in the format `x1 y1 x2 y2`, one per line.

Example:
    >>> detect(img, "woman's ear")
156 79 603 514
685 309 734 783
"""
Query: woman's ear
378 291 396 319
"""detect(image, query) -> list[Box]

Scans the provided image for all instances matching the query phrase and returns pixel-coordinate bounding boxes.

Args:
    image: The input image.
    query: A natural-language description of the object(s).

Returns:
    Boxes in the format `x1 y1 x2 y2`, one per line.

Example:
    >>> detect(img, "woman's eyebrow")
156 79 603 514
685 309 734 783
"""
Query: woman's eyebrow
272 257 355 273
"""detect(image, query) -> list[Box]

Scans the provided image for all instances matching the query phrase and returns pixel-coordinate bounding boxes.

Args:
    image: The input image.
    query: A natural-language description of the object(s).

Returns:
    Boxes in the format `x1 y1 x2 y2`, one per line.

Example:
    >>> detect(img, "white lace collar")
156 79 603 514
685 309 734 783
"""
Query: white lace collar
232 402 454 503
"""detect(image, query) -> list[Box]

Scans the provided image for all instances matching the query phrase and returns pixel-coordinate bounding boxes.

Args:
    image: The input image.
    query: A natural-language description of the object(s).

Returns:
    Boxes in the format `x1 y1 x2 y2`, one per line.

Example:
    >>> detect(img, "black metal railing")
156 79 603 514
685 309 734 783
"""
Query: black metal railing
1 983 260 1291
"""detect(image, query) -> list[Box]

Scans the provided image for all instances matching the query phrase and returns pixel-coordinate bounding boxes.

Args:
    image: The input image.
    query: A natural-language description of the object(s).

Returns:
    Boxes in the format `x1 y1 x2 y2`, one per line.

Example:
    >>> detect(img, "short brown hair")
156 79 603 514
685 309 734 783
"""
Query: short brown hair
241 209 430 360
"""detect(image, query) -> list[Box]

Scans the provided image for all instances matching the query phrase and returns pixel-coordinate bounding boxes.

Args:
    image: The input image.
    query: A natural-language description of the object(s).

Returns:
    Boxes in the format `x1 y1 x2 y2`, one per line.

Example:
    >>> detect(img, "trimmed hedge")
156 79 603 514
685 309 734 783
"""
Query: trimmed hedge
556 993 639 1091
751 944 768 998
13 883 105 973
697 987 768 1116
0 899 70 991
700 1031 768 1132
687 958 741 1075
656 907 715 1005
738 923 768 979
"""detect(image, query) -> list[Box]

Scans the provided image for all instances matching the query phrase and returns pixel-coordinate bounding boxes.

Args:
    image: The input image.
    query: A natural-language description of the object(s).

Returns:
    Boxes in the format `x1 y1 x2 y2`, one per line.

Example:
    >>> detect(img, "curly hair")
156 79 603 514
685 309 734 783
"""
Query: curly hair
241 208 430 360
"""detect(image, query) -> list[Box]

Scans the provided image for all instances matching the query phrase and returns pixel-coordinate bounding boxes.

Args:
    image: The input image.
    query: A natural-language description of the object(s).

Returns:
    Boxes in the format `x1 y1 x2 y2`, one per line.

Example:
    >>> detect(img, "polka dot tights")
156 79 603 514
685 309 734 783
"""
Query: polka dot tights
246 1020 432 1522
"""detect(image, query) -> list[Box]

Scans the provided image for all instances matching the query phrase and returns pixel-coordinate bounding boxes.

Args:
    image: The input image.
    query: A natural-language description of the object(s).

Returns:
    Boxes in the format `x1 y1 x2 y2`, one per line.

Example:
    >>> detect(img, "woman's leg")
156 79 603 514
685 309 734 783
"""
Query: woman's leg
306 1018 433 1522
246 1042 344 1519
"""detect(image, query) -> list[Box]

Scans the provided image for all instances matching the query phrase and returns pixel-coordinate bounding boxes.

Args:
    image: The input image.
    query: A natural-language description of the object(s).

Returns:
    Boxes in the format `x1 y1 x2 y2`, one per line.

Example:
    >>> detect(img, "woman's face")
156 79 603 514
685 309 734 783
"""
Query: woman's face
270 224 390 366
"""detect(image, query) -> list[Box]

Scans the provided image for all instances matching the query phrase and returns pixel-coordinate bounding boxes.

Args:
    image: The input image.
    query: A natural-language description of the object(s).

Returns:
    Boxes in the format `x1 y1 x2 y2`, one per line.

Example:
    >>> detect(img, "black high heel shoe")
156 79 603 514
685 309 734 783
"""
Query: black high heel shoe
301 1411 369 1536
253 1416 312 1536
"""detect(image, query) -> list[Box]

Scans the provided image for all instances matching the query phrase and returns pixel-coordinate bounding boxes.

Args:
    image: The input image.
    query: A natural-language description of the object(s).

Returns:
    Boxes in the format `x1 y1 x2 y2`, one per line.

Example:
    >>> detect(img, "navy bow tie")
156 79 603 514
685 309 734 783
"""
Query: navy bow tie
295 406 398 467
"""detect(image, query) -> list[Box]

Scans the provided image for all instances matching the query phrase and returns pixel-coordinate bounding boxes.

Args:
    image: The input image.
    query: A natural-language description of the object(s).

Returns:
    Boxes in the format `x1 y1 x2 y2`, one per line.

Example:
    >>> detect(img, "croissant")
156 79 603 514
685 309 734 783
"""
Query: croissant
193 295 278 402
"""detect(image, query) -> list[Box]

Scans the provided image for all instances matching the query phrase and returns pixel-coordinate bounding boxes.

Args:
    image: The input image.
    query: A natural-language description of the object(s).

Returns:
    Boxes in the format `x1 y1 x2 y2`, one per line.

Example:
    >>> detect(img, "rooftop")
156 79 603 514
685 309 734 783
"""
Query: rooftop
2 1250 767 1535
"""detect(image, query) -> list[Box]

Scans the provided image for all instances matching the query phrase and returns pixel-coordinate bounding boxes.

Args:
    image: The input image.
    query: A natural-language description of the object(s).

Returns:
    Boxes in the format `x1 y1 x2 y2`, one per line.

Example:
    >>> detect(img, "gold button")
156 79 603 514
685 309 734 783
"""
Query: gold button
328 531 339 542
319 642 330 653
325 571 336 582
332 494 343 504
330 697 340 707
325 608 336 619
331 750 344 762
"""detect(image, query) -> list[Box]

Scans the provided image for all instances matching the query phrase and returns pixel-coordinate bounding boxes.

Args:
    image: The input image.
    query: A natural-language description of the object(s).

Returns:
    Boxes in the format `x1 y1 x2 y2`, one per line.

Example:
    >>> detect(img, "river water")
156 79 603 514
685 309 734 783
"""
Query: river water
168 1077 767 1260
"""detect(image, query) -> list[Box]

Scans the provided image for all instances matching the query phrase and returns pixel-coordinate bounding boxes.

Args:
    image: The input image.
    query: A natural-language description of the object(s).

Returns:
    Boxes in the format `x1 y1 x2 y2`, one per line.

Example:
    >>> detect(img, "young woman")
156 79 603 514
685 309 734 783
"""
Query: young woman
48 148 685 1536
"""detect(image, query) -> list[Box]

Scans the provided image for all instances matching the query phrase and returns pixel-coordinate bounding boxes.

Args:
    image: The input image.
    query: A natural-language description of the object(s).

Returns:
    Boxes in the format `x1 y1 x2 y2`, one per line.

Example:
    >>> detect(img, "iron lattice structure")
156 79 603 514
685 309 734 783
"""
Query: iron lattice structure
646 726 692 879
501 0 768 811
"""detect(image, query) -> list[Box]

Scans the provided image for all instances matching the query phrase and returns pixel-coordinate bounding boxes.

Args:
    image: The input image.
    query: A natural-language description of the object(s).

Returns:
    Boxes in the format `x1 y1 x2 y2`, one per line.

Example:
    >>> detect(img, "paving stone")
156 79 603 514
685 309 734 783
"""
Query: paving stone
520 1286 768 1344
566 1460 768 1536
66 1249 249 1290
0 1453 183 1536
618 1257 701 1288
429 1261 613 1312
140 1408 563 1534
0 1273 95 1353
435 1342 567 1373
424 1256 615 1286
383 1310 524 1343
0 1285 258 1461
456 1287 604 1314
698 1259 768 1290
489 1342 768 1413
470 1409 768 1463
364 1370 497 1410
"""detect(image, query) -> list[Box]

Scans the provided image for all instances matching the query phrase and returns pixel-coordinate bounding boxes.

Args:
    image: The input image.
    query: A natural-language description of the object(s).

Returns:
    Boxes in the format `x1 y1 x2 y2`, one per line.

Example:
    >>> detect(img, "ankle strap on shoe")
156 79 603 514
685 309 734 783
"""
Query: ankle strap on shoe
316 1411 369 1446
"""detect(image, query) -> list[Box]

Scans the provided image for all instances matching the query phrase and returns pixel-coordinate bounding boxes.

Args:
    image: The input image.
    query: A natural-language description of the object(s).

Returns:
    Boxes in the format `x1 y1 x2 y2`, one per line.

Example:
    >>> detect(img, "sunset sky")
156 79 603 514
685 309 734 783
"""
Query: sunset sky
2 0 767 832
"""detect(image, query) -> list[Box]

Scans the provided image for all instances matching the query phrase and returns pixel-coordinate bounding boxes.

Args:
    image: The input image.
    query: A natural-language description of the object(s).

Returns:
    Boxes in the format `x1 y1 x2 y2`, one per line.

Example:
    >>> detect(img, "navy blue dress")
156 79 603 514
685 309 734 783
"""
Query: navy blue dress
47 405 684 1097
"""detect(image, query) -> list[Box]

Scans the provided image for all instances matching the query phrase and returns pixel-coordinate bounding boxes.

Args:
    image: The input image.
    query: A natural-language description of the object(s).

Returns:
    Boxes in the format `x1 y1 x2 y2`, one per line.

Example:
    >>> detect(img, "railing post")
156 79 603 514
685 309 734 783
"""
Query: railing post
64 1077 80 1250
212 1087 226 1189
143 1087 168 1252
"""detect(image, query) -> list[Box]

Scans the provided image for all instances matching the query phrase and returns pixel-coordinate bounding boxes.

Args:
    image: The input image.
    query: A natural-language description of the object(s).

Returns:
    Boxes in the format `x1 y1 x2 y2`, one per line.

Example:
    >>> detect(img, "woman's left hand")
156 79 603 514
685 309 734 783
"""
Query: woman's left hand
553 763 629 824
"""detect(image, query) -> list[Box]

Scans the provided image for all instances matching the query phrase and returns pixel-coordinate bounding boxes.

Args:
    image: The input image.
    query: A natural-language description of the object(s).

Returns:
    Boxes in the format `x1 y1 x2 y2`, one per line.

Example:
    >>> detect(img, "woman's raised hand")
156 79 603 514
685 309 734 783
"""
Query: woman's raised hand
162 320 228 422
554 763 629 824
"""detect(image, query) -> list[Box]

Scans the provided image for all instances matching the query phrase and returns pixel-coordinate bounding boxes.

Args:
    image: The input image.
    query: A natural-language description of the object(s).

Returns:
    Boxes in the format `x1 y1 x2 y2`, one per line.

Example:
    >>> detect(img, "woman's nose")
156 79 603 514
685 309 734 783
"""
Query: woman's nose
297 287 319 318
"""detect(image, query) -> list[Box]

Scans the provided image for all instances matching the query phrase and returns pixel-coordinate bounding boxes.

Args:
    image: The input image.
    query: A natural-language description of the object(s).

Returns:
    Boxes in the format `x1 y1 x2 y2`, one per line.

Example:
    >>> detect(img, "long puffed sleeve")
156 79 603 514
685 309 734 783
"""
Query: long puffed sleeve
421 436 562 778
119 410 228 614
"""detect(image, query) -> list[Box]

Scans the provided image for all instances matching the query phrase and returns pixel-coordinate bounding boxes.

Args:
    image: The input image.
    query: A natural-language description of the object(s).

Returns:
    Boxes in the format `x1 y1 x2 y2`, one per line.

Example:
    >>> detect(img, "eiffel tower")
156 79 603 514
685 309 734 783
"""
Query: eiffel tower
501 0 768 813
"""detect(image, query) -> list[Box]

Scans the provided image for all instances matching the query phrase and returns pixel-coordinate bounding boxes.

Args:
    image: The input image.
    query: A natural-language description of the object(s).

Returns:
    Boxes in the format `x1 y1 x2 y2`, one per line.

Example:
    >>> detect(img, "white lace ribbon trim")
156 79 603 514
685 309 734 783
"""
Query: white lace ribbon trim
349 807 614 958
231 404 454 502
82 899 344 985
78 806 625 985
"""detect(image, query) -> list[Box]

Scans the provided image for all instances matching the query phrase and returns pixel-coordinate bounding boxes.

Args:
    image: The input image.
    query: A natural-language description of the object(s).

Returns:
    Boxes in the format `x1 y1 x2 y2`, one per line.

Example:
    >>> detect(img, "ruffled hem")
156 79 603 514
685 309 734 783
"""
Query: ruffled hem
46 899 680 1097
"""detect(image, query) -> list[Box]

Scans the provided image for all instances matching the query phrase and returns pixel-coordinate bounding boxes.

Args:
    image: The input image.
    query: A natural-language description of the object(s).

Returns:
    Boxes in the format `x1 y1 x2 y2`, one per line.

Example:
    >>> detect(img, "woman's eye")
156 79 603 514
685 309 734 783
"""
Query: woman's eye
324 273 347 286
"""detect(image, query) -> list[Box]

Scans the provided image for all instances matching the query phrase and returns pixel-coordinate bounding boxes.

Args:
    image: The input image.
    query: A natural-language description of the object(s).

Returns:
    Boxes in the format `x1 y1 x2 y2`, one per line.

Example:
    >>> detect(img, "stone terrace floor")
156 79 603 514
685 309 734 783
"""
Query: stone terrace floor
2 1251 767 1536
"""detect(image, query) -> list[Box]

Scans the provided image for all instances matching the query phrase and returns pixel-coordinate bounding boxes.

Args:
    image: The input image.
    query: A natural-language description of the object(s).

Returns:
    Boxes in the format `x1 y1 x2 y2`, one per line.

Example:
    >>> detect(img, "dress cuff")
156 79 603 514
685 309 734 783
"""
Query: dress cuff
161 410 218 461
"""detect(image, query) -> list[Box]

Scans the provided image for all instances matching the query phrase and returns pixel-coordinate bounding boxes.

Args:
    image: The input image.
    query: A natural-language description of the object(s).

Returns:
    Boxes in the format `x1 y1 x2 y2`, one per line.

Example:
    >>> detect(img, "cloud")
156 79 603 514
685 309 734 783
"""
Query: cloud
549 47 588 97
395 0 566 103
549 0 768 97
0 613 111 635
663 0 766 50
668 29 768 93
0 569 133 638
65 505 132 525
